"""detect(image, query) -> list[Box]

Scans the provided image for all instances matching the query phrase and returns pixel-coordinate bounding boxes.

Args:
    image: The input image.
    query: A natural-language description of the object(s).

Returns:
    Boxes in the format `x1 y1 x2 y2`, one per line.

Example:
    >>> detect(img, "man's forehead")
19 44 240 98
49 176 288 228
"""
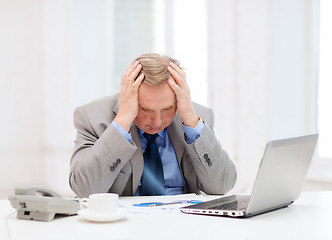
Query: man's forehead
138 100 176 109
137 82 176 108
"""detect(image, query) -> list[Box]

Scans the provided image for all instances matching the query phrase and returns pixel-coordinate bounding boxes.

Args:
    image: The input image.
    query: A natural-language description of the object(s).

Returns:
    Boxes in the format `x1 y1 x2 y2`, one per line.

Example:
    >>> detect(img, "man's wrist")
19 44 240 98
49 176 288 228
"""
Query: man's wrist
182 112 199 128
111 121 132 142
114 113 134 132
183 118 204 144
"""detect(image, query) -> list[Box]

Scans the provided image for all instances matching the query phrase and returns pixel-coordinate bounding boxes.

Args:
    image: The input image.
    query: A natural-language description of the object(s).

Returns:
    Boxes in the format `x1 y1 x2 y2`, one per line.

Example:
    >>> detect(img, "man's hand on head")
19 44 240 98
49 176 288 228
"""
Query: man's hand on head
114 61 144 132
167 62 199 128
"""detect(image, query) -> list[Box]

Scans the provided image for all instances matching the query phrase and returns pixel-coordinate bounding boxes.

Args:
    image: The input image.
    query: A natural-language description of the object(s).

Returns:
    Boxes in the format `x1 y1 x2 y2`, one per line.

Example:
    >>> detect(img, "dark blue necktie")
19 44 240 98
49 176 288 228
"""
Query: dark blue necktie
140 133 165 196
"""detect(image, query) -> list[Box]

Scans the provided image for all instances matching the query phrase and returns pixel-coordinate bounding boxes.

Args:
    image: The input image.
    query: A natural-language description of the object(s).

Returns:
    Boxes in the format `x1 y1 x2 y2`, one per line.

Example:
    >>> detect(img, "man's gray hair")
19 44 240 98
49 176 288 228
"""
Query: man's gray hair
134 53 181 85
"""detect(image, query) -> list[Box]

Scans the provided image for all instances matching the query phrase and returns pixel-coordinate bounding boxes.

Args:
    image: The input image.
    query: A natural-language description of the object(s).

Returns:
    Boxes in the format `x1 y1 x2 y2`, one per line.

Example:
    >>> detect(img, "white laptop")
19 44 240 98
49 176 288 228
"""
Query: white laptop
181 134 318 218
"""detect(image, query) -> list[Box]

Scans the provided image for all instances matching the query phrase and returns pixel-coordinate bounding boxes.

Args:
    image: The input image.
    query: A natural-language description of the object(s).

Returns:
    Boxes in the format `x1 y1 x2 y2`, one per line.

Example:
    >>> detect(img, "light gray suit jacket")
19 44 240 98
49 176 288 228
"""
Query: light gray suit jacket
69 94 236 198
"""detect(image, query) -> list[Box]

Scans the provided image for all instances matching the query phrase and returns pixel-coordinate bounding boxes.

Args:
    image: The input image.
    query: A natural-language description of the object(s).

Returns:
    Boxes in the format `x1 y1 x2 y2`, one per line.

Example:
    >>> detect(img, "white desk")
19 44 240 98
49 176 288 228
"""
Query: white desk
1 192 331 240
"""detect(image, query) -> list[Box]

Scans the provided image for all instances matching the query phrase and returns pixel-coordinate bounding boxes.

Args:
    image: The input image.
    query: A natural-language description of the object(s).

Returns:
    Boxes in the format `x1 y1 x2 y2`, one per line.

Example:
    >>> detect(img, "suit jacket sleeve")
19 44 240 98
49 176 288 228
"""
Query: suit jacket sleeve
185 104 237 194
69 104 136 198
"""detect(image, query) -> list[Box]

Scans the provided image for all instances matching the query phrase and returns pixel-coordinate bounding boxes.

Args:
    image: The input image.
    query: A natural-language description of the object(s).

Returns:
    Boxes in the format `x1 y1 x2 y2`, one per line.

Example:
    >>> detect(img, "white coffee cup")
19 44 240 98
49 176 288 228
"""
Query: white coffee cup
80 193 119 215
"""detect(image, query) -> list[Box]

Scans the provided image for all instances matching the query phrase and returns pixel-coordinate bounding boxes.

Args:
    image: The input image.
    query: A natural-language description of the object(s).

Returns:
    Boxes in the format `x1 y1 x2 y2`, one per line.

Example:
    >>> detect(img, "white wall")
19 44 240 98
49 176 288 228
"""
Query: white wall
0 0 320 198
1 0 47 196
268 0 317 139
207 0 318 193
0 0 114 197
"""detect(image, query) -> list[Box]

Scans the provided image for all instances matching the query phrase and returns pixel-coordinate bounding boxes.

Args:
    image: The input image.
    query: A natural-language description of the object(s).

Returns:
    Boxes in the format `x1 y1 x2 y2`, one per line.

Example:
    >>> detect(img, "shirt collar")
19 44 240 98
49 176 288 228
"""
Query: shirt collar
138 127 167 140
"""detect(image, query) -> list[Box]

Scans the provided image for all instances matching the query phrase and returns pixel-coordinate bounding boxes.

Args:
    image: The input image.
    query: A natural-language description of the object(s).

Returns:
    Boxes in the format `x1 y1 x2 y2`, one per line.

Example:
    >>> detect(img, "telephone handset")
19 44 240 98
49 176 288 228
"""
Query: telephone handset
14 186 62 198
8 186 80 221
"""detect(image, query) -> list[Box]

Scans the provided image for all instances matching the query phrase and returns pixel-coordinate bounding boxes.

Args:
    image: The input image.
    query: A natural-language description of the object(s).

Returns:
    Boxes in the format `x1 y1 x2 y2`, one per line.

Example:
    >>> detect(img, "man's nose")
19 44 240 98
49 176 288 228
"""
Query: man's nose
151 112 162 126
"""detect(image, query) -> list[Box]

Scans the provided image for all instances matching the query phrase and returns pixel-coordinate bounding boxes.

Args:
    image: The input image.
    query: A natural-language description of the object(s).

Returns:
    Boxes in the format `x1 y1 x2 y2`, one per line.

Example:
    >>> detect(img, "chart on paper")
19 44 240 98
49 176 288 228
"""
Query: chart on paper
119 193 220 217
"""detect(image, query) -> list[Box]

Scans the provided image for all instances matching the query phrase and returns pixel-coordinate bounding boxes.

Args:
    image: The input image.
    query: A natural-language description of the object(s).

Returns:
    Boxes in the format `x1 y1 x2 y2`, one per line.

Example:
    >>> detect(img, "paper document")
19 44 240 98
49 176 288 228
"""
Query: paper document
119 193 220 217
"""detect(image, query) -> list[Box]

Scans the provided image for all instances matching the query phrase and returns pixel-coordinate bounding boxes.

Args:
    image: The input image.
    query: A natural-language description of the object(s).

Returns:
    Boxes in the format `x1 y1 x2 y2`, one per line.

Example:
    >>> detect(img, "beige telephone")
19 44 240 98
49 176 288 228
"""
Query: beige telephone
8 186 80 221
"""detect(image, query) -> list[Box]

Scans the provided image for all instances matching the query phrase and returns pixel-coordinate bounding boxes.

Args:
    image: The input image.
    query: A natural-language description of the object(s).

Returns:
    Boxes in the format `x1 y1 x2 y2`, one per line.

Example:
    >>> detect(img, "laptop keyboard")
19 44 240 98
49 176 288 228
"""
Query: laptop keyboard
209 196 250 211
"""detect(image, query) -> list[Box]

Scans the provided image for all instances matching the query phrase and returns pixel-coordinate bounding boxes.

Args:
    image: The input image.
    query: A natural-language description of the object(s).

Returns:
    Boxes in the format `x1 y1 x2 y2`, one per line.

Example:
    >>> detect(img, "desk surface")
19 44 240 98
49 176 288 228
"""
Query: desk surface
1 191 331 240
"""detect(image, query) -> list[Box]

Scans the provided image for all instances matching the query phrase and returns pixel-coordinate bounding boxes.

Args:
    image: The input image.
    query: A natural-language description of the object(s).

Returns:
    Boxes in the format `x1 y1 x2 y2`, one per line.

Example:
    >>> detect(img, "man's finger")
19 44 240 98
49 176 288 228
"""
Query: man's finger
168 65 184 88
121 61 139 84
129 63 142 82
168 77 181 95
124 61 138 76
133 73 145 88
169 61 186 79
128 60 139 72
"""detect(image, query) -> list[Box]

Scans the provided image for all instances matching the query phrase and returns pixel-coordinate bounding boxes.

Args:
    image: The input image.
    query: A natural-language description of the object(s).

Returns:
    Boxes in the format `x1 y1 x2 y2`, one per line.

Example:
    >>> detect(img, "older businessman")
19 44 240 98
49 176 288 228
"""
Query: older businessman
69 53 237 197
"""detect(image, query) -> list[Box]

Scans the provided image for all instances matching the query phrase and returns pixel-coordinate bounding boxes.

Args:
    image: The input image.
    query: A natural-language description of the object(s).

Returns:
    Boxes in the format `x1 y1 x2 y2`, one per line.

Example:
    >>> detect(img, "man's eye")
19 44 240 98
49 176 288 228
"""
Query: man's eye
162 106 173 112
142 108 152 113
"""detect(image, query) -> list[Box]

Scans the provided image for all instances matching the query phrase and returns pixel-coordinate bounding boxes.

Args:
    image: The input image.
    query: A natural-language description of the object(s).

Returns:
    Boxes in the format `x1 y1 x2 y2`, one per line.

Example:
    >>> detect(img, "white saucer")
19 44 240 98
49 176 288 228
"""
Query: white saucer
78 208 127 223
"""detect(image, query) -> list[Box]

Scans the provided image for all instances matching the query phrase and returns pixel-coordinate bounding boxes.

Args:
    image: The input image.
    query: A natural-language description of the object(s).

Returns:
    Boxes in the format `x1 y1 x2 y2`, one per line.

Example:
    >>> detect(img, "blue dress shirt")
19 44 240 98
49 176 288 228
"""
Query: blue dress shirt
111 119 204 195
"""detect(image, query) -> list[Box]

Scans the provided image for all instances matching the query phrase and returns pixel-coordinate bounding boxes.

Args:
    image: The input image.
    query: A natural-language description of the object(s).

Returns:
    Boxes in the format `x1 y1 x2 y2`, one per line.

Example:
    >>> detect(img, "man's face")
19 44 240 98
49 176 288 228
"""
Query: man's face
134 82 177 134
